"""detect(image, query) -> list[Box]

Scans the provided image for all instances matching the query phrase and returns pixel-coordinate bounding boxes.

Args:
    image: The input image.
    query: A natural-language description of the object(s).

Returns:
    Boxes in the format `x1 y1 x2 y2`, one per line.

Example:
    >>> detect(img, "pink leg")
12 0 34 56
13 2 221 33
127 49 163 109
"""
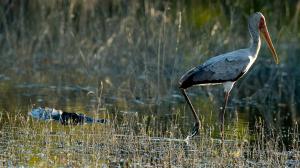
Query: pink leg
219 91 230 143
181 88 201 138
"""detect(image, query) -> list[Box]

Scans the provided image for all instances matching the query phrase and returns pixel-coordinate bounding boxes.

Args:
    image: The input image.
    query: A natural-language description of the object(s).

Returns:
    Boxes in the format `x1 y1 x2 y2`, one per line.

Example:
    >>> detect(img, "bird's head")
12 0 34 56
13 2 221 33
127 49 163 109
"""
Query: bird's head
249 12 279 64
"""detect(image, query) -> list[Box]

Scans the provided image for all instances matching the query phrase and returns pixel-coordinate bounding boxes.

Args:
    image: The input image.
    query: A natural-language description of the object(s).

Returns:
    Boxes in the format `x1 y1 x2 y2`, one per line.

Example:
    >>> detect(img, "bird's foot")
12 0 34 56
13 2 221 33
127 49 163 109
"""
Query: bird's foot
184 135 191 145
184 122 200 144
190 122 200 138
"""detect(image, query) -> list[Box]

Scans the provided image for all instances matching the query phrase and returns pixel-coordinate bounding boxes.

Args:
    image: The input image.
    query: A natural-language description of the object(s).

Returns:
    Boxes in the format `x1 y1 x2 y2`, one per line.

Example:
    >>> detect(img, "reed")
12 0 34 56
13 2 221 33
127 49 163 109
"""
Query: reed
0 0 299 166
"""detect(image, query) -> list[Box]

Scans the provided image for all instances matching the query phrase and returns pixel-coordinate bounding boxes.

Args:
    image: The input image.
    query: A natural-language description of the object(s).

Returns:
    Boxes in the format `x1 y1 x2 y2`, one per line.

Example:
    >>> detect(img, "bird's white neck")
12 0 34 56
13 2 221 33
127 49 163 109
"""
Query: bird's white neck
250 36 261 58
248 25 261 59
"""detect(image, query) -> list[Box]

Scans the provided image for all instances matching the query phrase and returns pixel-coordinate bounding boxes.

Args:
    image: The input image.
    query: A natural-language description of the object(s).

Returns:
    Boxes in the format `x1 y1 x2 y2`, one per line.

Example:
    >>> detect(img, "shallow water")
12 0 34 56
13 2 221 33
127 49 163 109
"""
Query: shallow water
0 78 250 133
1 55 299 166
0 45 299 167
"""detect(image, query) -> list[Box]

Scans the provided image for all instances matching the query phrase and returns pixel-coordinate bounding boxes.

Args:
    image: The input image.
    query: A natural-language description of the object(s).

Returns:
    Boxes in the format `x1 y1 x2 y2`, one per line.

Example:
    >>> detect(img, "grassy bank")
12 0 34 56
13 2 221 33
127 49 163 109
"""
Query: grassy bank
1 110 300 167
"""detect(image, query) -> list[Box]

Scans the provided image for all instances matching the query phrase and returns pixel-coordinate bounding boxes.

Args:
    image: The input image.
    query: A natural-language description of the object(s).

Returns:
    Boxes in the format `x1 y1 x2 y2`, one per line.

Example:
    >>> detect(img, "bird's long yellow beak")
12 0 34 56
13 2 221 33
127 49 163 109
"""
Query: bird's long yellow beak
260 24 279 64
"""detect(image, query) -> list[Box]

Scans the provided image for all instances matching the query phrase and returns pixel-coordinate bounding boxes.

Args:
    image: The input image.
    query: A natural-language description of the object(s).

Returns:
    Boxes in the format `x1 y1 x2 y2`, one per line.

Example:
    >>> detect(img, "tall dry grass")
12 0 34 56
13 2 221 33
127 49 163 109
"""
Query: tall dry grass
0 2 300 165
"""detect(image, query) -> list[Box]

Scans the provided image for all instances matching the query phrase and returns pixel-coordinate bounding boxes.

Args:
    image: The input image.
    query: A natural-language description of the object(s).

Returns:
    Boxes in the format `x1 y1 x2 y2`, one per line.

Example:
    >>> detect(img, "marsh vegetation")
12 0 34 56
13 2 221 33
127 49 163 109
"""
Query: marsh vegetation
0 0 300 167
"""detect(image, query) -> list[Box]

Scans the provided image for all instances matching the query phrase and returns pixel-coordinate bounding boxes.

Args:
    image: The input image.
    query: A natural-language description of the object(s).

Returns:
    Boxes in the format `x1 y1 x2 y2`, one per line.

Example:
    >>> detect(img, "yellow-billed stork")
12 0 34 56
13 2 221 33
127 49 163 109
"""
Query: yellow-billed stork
179 12 279 141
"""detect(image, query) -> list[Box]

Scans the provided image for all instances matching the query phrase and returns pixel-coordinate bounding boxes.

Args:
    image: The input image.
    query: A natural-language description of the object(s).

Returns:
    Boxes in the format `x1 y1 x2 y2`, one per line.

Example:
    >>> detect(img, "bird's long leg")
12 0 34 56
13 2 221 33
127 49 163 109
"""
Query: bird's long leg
219 91 230 143
180 88 201 138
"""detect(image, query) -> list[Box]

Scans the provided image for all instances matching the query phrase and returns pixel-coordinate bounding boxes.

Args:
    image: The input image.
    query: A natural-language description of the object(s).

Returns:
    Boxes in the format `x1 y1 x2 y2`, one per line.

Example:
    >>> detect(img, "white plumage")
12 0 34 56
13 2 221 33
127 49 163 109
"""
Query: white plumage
178 12 279 141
